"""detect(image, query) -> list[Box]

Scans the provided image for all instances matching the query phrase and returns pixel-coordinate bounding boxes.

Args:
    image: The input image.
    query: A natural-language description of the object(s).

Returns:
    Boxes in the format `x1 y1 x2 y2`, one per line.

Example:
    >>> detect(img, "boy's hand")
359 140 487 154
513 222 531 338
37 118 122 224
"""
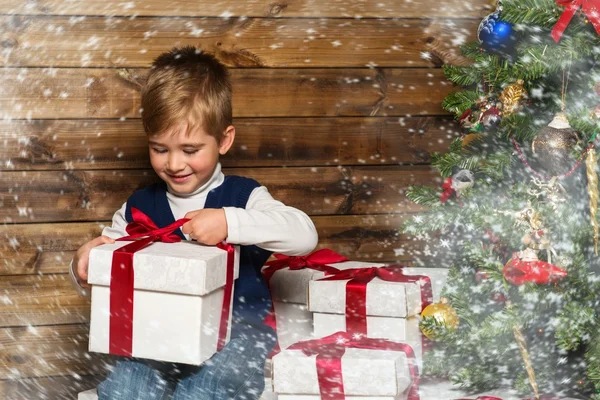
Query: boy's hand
182 209 228 245
73 235 115 288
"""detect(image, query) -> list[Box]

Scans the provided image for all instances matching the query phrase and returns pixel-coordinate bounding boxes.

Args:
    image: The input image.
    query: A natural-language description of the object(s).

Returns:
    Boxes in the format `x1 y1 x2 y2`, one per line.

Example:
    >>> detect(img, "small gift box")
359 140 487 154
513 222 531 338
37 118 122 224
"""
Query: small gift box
308 261 448 366
87 208 239 365
272 332 420 399
262 249 348 350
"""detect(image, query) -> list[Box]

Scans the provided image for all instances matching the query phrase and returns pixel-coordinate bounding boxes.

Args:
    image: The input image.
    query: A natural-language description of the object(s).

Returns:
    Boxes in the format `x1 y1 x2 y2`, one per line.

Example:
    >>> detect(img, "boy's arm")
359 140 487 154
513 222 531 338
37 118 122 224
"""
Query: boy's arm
69 203 129 295
223 186 318 255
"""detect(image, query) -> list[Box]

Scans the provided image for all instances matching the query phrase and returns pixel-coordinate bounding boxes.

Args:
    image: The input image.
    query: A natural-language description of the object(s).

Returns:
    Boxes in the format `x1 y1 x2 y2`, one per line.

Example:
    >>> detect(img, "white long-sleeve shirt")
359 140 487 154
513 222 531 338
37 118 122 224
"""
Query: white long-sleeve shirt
70 163 318 294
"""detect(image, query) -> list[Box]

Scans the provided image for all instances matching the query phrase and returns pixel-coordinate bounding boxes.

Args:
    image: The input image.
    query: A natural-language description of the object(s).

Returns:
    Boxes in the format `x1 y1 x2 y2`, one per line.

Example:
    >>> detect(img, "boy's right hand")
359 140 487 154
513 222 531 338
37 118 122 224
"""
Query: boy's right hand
72 235 115 288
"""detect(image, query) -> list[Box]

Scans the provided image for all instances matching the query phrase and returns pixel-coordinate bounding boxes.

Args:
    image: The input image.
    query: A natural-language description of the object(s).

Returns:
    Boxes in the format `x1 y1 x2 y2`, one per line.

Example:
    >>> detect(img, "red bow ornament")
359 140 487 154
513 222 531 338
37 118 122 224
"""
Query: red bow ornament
286 332 420 400
503 250 567 286
551 0 600 42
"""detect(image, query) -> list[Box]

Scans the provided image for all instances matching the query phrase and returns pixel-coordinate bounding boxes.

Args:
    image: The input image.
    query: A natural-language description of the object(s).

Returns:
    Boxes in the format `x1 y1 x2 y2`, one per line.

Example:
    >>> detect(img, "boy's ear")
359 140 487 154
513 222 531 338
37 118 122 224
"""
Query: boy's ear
219 125 235 155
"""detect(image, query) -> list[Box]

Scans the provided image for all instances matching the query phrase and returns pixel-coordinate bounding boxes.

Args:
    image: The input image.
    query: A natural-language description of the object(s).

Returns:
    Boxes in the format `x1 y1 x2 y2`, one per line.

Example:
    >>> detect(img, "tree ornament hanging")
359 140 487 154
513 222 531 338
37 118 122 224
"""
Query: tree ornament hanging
499 79 526 115
477 7 518 59
440 169 475 203
419 298 459 340
531 113 580 177
503 249 567 286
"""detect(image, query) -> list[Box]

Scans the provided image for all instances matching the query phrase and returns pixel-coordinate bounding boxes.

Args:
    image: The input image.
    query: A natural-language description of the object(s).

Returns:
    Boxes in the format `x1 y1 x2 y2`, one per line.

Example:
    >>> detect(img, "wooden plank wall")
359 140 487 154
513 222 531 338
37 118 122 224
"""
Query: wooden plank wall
0 1 491 397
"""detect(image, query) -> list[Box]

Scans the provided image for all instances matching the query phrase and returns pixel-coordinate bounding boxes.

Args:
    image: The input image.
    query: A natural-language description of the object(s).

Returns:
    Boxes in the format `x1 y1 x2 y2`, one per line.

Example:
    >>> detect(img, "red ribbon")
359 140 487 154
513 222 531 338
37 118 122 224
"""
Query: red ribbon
288 331 420 400
109 207 234 356
262 249 347 355
317 265 433 336
551 0 600 42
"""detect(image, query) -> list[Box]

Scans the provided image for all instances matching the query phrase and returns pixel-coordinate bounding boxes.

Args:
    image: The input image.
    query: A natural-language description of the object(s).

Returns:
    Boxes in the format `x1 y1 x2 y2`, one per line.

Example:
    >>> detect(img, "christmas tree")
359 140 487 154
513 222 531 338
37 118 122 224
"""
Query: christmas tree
404 1 600 398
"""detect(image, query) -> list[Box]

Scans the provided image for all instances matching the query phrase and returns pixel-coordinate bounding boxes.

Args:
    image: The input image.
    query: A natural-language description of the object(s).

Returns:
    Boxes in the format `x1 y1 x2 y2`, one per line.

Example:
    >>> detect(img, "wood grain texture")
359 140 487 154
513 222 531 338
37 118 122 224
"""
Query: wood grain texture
1 214 421 276
0 166 437 223
0 274 91 327
0 68 454 119
0 374 103 400
0 324 111 380
0 0 493 18
0 16 476 68
0 117 458 171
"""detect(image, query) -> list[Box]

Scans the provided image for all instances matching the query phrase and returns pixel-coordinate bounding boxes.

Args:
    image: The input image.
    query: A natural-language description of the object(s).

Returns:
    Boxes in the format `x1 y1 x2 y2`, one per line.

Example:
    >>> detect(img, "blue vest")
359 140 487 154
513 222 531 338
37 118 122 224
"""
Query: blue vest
124 176 276 342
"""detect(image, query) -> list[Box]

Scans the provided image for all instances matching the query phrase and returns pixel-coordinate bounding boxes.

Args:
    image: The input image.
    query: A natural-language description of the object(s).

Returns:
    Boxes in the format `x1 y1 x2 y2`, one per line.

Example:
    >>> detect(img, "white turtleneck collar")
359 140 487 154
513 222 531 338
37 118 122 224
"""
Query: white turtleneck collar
166 162 224 199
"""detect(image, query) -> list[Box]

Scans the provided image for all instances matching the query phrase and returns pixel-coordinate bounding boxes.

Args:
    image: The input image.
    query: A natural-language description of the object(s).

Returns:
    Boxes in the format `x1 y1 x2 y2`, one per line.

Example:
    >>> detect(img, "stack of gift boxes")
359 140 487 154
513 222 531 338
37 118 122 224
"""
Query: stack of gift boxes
85 231 447 400
263 249 449 399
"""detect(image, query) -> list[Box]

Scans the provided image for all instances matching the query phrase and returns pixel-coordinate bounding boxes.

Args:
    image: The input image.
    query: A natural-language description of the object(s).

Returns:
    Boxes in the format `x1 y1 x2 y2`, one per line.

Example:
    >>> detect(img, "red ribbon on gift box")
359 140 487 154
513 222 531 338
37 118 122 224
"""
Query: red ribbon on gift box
317 265 433 336
287 331 420 400
109 207 235 356
551 0 600 42
262 249 348 355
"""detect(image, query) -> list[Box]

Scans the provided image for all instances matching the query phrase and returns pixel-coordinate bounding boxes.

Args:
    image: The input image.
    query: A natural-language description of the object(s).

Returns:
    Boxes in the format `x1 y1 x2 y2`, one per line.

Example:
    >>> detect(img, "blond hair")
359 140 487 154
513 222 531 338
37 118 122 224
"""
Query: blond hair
141 46 232 142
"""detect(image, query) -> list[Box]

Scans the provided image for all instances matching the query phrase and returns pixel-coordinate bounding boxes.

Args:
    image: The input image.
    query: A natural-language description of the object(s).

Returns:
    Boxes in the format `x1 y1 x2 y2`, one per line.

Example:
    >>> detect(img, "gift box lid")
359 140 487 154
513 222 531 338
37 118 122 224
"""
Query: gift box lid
88 241 239 296
308 262 448 318
272 346 414 396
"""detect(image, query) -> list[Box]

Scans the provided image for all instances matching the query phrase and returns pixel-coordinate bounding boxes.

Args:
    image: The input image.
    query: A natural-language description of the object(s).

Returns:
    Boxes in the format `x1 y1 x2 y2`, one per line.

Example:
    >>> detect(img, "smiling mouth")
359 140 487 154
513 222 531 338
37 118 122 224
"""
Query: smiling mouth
167 173 192 182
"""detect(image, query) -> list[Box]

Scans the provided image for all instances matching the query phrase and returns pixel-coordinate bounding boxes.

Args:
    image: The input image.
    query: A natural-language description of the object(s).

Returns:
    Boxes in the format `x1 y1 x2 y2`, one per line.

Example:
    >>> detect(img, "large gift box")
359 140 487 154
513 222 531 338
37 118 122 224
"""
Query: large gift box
262 250 348 350
88 240 239 365
272 332 419 399
308 261 448 365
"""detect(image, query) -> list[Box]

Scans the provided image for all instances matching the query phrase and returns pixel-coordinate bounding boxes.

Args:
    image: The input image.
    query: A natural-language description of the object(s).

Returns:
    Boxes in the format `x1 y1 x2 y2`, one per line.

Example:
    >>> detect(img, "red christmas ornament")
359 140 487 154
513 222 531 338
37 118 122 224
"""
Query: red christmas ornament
503 252 567 285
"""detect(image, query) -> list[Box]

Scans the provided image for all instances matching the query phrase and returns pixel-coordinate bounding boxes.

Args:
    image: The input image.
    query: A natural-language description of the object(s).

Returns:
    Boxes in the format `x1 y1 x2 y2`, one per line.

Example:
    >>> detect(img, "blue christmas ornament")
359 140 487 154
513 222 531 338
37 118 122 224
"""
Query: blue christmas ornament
478 11 518 58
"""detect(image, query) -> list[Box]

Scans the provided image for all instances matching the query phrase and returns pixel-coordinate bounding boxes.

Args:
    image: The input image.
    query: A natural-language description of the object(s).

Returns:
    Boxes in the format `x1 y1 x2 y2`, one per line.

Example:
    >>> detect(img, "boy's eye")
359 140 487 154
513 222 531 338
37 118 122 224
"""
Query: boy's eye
152 148 167 154
183 149 198 155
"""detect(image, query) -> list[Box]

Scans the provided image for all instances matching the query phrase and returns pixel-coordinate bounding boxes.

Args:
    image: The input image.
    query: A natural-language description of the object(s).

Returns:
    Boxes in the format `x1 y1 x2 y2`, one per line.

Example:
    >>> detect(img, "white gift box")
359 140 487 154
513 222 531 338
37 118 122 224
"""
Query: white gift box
308 263 449 319
272 301 314 350
263 259 338 348
312 313 423 369
272 346 415 397
87 241 239 365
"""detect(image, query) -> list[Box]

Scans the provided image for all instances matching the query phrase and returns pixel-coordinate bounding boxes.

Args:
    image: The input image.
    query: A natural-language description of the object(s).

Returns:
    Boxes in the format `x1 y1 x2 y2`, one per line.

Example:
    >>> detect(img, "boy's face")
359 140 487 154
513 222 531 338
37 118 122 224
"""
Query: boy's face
148 122 234 195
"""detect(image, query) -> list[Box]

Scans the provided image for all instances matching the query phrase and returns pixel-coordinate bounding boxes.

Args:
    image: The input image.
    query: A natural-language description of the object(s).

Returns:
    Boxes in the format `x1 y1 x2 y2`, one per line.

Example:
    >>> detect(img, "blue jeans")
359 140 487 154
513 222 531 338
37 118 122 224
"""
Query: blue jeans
97 335 275 400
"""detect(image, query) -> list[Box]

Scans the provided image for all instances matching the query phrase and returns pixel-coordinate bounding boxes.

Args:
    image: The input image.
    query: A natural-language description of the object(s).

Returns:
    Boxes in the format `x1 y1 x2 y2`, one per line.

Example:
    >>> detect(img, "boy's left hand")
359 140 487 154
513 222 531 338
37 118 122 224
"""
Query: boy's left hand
181 208 228 245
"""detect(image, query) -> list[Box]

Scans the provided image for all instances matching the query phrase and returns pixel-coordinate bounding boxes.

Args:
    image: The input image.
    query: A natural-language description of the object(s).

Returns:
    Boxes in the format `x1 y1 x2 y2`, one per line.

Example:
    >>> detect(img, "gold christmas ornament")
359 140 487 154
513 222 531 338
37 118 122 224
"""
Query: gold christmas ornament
420 300 459 339
499 79 526 115
586 147 599 255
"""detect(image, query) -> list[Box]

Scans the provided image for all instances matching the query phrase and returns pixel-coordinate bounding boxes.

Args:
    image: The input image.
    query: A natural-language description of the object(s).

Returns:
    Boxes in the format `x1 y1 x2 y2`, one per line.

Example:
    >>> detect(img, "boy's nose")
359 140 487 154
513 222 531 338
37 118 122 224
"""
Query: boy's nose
166 154 185 173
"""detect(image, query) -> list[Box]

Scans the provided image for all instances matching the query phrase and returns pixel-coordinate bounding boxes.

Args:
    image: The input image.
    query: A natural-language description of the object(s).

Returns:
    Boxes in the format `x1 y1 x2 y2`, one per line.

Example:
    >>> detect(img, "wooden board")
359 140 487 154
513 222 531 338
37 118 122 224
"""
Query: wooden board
1 214 420 276
0 117 458 170
0 0 493 18
0 373 104 399
0 68 454 119
0 324 111 380
0 274 91 326
0 166 436 223
0 16 476 68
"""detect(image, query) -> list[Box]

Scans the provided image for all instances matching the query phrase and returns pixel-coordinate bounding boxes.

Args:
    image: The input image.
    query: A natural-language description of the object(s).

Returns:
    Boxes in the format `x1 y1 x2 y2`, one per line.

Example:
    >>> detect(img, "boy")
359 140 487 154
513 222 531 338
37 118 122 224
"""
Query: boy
70 46 318 399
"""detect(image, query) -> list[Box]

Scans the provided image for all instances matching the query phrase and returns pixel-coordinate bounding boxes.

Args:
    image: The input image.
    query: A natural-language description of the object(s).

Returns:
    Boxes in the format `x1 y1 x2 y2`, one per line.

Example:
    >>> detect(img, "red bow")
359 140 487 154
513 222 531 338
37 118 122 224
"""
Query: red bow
503 255 567 286
262 249 347 355
318 265 433 336
288 331 420 400
551 0 600 42
109 208 234 356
